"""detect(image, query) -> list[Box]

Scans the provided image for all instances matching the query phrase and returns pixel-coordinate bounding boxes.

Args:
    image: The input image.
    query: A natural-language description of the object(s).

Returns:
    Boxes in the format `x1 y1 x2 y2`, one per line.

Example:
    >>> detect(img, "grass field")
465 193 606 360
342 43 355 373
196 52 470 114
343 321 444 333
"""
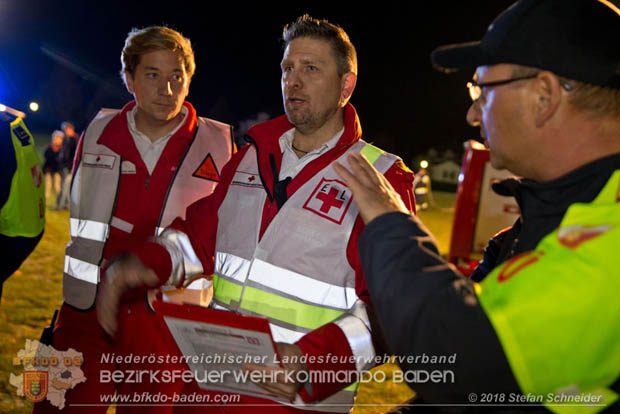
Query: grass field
0 191 455 413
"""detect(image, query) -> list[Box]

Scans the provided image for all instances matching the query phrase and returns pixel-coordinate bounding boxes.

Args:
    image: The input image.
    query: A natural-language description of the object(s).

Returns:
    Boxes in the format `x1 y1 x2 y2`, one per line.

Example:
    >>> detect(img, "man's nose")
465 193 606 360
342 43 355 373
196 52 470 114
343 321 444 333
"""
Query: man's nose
284 70 302 90
466 101 481 127
159 80 173 96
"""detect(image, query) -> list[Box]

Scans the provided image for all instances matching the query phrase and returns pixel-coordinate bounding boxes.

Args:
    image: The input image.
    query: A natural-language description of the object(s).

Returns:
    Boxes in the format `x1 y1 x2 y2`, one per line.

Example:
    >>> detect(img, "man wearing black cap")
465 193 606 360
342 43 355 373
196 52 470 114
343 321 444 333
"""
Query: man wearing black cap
334 0 620 412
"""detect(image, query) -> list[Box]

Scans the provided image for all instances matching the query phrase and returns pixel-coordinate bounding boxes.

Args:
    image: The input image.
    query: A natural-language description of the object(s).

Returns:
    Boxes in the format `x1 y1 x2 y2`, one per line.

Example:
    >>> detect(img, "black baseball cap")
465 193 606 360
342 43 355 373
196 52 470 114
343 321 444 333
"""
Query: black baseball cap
431 0 620 88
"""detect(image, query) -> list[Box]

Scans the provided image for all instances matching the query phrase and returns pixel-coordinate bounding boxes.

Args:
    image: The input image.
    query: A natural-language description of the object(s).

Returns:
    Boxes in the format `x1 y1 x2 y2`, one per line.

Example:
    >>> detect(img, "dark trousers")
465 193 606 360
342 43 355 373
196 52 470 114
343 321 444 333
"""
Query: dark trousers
0 230 43 299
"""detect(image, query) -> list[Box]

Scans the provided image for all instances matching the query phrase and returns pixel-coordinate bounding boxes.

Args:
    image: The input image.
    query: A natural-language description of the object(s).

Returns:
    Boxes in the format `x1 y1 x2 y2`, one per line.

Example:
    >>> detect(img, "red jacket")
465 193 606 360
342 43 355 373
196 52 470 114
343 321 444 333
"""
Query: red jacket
137 103 415 403
74 101 231 263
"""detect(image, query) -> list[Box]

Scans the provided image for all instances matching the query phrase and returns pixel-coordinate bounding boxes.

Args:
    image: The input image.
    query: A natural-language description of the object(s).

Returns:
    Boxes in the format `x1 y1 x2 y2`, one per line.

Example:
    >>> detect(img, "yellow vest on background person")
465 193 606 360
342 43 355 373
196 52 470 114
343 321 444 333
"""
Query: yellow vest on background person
0 117 45 237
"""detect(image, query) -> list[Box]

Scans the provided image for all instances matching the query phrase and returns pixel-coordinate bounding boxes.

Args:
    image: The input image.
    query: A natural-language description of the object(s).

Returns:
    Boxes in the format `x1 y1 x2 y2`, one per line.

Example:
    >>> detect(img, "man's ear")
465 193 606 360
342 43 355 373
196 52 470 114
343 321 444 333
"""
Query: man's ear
124 71 135 94
533 71 563 128
340 72 357 106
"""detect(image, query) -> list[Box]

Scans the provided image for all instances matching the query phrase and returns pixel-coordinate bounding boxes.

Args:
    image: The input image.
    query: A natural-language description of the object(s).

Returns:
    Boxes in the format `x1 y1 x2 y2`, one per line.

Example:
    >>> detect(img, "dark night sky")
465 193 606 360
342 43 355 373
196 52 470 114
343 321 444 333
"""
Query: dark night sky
0 0 517 165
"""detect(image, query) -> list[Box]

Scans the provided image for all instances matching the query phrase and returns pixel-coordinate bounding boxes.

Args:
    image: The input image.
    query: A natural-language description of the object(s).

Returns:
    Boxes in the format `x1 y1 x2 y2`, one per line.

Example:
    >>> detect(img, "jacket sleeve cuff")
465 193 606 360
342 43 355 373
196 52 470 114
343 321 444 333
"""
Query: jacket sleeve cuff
295 322 359 402
332 300 376 373
132 241 172 285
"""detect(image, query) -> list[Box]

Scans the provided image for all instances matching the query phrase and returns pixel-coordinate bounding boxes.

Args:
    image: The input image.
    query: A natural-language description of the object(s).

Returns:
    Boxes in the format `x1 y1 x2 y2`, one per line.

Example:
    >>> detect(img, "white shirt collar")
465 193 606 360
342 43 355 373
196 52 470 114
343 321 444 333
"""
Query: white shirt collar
125 105 188 175
278 127 344 156
277 127 345 181
127 105 188 144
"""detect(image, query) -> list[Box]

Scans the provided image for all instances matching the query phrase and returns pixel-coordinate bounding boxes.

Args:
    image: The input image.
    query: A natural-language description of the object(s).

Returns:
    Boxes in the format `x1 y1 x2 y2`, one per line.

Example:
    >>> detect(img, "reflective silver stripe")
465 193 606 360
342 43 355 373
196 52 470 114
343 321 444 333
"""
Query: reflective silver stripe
373 152 398 174
215 252 251 283
333 300 375 372
154 229 204 287
110 216 133 233
345 298 371 330
70 159 81 207
249 259 359 310
69 218 109 242
185 278 212 290
64 255 99 284
269 323 305 343
211 302 229 311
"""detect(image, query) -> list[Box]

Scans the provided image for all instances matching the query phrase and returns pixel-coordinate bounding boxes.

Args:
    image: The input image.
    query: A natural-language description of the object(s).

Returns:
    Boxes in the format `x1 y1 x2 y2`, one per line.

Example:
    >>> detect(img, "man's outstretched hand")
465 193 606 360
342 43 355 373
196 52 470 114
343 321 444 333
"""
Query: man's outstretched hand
333 153 410 224
97 254 160 336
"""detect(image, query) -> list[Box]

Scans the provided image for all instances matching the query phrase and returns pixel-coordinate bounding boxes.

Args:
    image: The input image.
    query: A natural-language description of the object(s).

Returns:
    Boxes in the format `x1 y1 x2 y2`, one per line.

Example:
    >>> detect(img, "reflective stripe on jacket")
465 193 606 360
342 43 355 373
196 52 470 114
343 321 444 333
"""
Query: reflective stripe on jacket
64 108 232 309
213 140 397 412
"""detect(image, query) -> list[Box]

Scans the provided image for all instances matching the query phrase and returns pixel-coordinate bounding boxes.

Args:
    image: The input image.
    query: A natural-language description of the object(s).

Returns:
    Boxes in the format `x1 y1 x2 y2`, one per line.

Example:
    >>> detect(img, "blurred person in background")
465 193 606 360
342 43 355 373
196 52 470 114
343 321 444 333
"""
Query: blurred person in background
56 121 79 210
43 130 63 205
412 167 432 210
0 112 45 301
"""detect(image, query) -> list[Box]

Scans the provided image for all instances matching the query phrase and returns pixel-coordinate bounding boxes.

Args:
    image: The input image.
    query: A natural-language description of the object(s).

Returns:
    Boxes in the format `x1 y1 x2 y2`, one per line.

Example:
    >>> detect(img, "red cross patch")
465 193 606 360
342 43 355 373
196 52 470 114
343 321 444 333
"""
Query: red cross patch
231 170 262 188
303 178 353 224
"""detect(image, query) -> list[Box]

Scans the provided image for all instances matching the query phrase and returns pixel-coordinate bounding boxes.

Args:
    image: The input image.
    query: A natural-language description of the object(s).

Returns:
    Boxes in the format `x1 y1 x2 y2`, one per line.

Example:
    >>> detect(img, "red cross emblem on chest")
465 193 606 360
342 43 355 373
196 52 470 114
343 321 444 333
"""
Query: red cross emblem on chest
316 187 345 213
303 178 353 224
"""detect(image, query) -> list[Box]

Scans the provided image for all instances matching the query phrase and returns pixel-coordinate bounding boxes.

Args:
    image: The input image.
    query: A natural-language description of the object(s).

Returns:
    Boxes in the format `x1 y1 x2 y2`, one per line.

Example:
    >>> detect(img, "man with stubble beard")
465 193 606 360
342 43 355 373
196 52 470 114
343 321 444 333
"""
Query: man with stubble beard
98 15 415 413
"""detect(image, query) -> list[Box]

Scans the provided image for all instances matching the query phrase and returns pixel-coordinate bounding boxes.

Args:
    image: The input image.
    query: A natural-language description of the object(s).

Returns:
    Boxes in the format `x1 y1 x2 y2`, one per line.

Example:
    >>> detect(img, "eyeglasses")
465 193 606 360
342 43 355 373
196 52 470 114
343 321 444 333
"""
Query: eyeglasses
466 75 538 102
467 74 574 103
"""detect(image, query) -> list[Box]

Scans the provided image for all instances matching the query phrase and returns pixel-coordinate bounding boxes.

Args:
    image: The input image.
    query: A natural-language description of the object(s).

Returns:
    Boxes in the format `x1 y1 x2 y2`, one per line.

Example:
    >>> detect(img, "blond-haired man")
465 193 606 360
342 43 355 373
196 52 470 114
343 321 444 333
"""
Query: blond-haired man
34 26 234 413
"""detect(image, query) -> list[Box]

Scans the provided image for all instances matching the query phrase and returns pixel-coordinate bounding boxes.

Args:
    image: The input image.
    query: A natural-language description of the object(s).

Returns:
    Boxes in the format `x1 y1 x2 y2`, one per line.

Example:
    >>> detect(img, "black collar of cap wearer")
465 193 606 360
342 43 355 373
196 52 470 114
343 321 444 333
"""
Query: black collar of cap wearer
431 0 620 89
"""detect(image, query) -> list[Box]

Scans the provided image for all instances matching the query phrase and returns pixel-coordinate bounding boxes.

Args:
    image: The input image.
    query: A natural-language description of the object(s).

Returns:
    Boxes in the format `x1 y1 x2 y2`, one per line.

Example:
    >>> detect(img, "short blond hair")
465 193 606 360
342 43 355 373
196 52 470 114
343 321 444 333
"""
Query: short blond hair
121 26 195 83
511 65 620 120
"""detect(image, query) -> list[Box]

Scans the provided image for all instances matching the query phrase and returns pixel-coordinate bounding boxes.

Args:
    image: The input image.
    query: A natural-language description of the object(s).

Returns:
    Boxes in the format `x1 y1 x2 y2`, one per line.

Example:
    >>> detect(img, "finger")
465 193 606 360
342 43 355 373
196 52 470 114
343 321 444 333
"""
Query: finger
375 173 398 200
245 365 296 386
142 269 160 287
124 263 143 288
245 365 292 383
347 153 381 187
333 161 361 192
254 375 296 399
125 259 160 288
354 153 384 186
345 154 374 186
334 161 372 205
244 366 296 399
255 381 295 400
350 153 401 203
374 162 397 190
